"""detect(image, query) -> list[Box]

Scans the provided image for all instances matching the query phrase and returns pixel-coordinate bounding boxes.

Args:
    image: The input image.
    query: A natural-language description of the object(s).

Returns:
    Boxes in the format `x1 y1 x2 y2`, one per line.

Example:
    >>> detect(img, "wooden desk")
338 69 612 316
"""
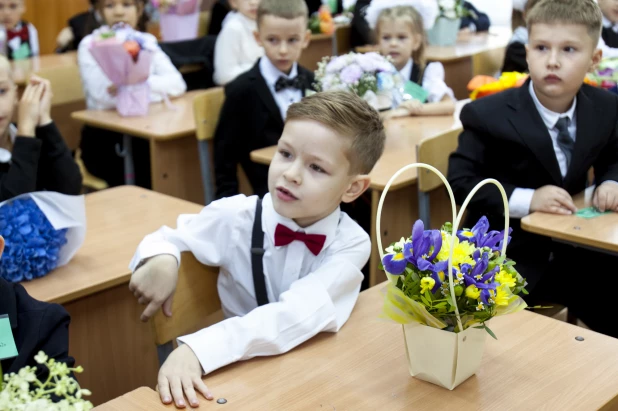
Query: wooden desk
71 90 205 204
522 187 618 255
251 104 466 285
96 284 618 410
22 186 205 406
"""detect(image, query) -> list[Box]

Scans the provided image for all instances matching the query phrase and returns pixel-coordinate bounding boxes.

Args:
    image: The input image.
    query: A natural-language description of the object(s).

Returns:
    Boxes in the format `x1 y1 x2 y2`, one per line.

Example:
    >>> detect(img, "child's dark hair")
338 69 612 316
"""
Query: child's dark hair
90 0 150 32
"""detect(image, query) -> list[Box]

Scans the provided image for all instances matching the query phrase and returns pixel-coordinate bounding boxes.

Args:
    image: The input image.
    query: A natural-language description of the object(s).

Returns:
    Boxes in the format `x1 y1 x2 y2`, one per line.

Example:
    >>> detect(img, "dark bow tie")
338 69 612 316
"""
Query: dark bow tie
274 224 326 256
275 75 304 92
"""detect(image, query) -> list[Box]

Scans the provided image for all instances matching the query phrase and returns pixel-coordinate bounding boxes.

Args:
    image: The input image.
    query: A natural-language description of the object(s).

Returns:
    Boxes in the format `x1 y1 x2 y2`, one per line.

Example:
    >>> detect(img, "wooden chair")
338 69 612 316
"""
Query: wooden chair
193 87 225 205
416 128 461 228
198 11 212 37
152 252 222 365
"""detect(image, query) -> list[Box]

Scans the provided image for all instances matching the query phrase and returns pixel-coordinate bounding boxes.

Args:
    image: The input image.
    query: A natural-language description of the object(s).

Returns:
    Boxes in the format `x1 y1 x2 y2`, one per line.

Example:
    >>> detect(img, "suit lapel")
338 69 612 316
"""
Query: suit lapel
507 80 563 185
250 60 284 127
298 65 315 96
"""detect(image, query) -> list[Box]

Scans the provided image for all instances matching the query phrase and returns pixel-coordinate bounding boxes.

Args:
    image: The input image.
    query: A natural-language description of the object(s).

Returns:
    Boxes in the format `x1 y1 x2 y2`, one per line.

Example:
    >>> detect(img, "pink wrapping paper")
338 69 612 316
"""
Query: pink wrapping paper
89 41 153 117
160 0 200 42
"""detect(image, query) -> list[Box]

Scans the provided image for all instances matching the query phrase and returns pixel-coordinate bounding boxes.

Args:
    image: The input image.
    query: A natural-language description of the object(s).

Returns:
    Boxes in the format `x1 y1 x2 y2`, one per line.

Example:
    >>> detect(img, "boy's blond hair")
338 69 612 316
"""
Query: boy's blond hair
526 0 602 45
375 6 427 71
257 0 308 27
286 91 386 175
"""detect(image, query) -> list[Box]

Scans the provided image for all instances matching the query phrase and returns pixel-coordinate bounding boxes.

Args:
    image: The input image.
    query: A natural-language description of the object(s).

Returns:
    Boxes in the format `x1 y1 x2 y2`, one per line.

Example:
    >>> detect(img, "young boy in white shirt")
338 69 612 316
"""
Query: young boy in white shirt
129 90 386 408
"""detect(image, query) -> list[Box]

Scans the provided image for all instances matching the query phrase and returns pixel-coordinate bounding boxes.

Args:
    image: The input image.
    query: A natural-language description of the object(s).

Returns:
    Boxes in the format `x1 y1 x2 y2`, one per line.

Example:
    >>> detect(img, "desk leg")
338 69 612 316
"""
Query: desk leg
369 185 454 286
115 134 135 185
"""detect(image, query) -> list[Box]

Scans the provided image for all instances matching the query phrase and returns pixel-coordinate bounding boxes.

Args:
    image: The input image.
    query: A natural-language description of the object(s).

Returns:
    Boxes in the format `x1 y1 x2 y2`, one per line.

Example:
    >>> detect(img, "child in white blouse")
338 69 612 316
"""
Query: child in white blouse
371 3 456 118
213 0 264 85
77 0 187 188
128 91 385 408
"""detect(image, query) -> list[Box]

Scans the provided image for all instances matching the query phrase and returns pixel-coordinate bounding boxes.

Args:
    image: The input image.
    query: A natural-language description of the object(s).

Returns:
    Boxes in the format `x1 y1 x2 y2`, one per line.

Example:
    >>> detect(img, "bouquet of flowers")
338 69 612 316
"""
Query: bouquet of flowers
0 351 93 410
152 0 200 42
314 52 403 111
0 192 86 283
309 5 335 35
437 0 473 19
586 58 618 93
89 24 155 117
467 72 528 100
376 164 527 389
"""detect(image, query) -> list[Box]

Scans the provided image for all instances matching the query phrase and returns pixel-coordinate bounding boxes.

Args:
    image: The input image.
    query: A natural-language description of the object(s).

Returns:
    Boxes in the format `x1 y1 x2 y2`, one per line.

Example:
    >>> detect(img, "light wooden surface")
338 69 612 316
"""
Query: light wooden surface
96 284 618 411
522 187 618 254
425 27 511 62
12 52 80 87
94 387 173 410
299 32 334 71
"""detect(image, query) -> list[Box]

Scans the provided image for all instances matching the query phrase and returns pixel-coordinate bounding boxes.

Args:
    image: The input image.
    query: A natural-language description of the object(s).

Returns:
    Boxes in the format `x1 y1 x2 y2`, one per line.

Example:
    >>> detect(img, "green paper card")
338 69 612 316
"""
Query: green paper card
0 314 18 360
403 81 429 103
12 43 31 61
575 207 612 219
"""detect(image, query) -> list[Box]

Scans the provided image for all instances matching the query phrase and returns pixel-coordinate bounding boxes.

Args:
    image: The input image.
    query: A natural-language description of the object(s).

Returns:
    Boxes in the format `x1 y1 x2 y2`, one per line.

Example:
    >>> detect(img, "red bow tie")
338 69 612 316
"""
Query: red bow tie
274 224 326 256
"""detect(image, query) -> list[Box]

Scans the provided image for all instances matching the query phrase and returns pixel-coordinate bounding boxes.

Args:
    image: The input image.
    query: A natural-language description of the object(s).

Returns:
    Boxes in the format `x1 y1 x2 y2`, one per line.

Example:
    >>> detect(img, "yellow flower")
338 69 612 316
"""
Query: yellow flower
495 269 516 288
465 284 480 299
436 233 475 266
495 285 510 306
460 230 474 239
420 277 435 294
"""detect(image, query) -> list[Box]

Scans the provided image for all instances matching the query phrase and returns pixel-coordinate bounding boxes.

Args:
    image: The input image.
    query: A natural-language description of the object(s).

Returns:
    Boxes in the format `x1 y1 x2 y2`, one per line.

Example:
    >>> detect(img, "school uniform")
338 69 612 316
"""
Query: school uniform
214 57 314 199
213 12 264 86
350 0 372 48
0 123 82 201
460 1 490 32
77 30 187 188
1 21 39 60
0 278 74 379
399 58 455 102
447 79 618 336
501 26 528 73
129 192 369 375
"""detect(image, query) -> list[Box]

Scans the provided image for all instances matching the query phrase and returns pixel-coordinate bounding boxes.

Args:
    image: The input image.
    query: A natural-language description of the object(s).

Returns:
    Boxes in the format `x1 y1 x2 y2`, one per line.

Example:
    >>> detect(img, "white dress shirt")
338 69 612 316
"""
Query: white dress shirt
129 193 369 375
77 31 187 110
2 22 39 57
597 16 618 59
399 58 455 103
259 57 303 121
213 12 265 86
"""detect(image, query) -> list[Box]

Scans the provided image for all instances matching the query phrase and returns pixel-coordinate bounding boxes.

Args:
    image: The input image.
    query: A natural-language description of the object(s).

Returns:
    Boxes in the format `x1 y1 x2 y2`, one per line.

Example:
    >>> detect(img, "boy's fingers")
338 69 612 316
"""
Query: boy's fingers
162 294 174 317
31 83 44 102
193 377 214 401
141 300 161 321
169 376 187 408
181 377 200 408
597 191 608 212
554 196 575 213
137 296 149 305
592 190 599 209
157 376 173 404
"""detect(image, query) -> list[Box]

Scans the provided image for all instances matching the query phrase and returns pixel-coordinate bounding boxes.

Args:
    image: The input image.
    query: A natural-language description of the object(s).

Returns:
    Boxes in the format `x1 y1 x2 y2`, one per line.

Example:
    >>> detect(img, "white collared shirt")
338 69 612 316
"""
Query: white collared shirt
399 58 455 103
259 57 302 121
129 193 369 375
597 16 618 58
0 125 19 163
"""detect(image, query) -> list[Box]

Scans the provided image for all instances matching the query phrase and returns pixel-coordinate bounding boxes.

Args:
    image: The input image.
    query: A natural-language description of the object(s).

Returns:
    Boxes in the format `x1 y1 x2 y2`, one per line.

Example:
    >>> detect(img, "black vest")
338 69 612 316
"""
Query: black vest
602 26 618 48
410 63 426 85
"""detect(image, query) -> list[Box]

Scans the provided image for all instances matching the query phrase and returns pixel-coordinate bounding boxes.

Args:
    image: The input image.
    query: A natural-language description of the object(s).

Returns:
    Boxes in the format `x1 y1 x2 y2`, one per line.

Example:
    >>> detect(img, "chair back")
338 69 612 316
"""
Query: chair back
194 87 225 142
417 128 461 193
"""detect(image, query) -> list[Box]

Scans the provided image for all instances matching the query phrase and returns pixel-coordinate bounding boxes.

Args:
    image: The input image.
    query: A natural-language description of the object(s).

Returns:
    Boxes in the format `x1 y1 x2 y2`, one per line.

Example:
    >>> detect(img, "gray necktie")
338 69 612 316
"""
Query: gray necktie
554 117 574 170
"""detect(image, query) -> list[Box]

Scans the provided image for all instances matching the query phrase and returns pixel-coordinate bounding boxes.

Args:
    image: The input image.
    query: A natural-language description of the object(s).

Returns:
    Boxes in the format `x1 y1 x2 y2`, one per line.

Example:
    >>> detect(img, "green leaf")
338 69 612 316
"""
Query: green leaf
420 295 430 306
484 325 498 340
521 288 529 295
424 290 433 302
434 302 447 308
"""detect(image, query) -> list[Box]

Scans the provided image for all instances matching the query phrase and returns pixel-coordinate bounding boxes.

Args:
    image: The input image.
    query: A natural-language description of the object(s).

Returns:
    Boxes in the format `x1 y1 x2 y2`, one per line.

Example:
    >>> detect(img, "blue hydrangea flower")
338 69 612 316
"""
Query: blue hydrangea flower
0 198 68 282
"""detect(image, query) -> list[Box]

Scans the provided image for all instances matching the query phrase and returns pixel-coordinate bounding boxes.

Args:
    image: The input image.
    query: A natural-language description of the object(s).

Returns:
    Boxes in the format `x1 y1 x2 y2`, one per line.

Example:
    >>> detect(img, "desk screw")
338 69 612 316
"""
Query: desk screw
575 336 585 342
573 226 581 231
217 398 227 404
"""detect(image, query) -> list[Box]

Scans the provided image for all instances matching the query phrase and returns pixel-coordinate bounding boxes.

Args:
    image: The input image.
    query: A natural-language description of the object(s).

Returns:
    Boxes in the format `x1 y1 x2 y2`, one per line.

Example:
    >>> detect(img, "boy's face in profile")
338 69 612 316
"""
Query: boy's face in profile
526 23 602 106
0 67 16 139
599 0 618 24
268 119 357 228
0 0 24 30
255 15 310 74
230 0 259 20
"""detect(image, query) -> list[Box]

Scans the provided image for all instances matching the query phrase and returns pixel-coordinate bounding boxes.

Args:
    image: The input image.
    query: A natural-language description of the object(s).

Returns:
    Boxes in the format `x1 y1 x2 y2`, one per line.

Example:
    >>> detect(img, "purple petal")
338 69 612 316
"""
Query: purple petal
463 274 476 287
460 263 472 274
382 253 407 275
430 271 442 293
480 266 499 282
416 258 433 272
427 230 442 260
472 216 489 237
480 289 491 305
403 242 415 263
412 220 424 248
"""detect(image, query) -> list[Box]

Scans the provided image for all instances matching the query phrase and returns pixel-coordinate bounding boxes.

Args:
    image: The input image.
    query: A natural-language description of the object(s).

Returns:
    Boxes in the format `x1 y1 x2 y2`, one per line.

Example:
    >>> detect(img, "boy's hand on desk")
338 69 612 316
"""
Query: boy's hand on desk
129 254 178 322
530 185 577 215
158 344 213 408
593 182 618 212
17 81 45 137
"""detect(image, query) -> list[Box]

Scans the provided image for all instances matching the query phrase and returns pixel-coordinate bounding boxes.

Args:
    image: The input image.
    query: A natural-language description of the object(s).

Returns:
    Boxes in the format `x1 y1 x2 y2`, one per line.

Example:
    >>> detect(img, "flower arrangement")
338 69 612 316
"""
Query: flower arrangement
0 352 93 410
0 193 85 283
586 58 618 93
314 52 403 110
309 5 335 35
152 0 200 41
467 72 528 100
437 0 472 20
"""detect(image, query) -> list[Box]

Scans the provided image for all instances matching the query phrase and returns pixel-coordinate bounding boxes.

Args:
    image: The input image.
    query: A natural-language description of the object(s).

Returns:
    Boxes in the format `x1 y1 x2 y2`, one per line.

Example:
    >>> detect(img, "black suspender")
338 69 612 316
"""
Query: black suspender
251 198 269 306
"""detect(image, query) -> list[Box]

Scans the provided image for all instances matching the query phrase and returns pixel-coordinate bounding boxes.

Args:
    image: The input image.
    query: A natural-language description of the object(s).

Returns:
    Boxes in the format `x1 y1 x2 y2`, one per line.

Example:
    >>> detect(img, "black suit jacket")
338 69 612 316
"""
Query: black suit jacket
602 27 618 48
350 0 372 48
0 278 74 379
502 41 527 73
214 60 315 199
447 79 618 286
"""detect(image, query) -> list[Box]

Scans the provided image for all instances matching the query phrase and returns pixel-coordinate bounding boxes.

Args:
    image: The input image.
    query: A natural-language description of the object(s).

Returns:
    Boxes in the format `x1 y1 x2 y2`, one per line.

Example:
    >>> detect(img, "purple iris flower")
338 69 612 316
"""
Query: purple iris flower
457 216 512 252
461 254 499 304
403 220 442 271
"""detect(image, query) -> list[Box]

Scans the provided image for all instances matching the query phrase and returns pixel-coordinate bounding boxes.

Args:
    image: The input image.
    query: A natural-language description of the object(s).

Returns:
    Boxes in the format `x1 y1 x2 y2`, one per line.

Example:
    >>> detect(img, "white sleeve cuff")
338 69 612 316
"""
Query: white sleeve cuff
128 242 181 273
508 188 535 218
177 325 234 375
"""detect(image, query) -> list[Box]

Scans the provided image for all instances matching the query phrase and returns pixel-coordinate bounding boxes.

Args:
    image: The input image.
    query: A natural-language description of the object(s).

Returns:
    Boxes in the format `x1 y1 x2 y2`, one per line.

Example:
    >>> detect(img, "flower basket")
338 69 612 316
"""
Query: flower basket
376 163 527 390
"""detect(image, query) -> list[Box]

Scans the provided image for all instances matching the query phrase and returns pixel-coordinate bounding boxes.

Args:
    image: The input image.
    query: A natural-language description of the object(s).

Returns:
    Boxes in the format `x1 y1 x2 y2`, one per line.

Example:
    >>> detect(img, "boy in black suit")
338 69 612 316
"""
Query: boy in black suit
599 0 618 47
0 236 74 380
214 0 314 199
448 0 618 336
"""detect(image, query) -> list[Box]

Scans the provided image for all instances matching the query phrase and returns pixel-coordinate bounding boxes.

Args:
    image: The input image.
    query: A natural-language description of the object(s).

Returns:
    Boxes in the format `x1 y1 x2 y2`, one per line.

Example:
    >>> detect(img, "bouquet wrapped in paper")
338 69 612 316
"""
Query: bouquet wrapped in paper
377 164 528 390
89 24 155 117
586 57 618 93
467 72 528 100
0 192 86 283
314 52 403 111
153 0 201 42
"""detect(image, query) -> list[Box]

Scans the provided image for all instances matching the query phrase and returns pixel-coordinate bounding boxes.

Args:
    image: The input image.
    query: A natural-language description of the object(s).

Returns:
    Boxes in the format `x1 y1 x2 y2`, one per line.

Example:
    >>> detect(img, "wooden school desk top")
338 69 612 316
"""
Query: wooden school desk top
95 283 618 410
70 89 204 140
521 187 618 254
21 186 204 304
12 52 79 85
251 102 466 191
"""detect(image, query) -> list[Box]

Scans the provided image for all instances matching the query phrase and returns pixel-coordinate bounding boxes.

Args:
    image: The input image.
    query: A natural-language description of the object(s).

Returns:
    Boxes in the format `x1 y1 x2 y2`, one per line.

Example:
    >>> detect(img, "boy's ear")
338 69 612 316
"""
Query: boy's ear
590 48 603 72
302 29 312 49
341 175 371 204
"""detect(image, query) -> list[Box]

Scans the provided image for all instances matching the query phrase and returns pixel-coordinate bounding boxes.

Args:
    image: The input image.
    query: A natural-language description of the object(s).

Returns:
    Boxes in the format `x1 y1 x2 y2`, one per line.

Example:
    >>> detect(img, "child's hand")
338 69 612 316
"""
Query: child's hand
17 82 45 137
593 182 618 212
107 84 118 96
30 75 53 126
530 185 577 215
401 99 424 116
129 254 179 322
157 344 213 408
